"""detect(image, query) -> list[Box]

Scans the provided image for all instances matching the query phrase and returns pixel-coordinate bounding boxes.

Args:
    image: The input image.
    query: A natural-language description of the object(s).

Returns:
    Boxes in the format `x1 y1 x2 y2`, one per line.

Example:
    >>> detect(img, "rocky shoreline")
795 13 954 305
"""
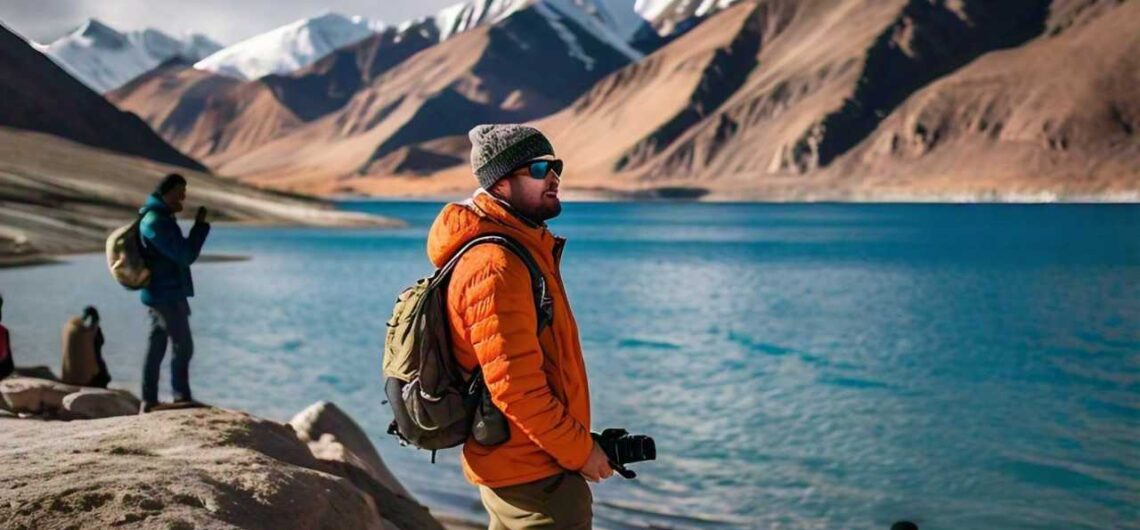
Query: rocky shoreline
0 376 479 530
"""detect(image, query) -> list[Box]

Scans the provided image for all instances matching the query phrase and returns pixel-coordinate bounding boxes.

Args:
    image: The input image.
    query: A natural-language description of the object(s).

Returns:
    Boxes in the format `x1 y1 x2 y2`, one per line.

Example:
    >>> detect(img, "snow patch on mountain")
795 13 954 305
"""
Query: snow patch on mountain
432 0 528 41
187 1 642 83
633 0 684 20
695 0 739 17
416 0 641 59
33 19 221 93
632 0 740 35
194 12 385 80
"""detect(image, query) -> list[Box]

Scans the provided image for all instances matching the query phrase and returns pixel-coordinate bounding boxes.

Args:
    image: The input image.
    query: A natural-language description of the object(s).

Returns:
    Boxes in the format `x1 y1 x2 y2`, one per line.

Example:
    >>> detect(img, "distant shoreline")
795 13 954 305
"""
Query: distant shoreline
0 253 60 269
0 251 251 271
329 188 1140 204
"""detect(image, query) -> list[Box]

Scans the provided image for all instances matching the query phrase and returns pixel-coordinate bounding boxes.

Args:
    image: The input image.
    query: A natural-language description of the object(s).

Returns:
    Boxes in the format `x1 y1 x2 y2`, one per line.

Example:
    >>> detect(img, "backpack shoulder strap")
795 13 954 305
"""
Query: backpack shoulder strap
136 210 157 260
433 234 551 331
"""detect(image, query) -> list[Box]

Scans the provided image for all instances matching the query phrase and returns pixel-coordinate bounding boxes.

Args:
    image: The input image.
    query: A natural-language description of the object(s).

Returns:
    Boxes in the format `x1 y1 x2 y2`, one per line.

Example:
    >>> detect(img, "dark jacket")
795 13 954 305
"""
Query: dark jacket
139 194 210 306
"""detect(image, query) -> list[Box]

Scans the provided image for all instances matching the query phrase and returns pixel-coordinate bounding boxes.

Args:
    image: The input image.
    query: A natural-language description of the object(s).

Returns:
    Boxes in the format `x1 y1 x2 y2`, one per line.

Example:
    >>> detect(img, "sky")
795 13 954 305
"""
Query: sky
0 0 463 45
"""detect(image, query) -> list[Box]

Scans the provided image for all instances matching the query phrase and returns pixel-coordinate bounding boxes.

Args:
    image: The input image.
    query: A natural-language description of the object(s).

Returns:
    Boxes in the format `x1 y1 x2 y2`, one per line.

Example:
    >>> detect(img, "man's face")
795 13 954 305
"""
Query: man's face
163 184 187 213
497 159 562 222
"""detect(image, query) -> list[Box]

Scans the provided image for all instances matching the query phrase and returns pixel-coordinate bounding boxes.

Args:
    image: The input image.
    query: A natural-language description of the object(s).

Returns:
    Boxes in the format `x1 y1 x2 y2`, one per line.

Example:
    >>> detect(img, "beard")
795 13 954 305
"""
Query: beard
506 183 562 222
514 199 561 223
536 197 562 221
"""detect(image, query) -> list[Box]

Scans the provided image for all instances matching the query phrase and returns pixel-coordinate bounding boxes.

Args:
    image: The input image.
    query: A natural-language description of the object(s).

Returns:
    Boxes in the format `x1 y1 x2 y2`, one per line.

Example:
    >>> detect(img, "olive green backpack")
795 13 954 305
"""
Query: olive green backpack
383 234 552 460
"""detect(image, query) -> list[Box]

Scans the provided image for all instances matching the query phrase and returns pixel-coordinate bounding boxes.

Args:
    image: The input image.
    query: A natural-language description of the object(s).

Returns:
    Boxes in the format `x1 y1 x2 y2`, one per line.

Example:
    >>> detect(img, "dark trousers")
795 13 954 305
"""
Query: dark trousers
0 351 12 380
479 472 593 529
143 300 193 403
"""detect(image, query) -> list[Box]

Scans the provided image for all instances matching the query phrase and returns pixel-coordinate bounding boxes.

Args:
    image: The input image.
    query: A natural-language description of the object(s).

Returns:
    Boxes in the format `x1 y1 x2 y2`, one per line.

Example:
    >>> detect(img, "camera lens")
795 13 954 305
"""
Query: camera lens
617 435 656 463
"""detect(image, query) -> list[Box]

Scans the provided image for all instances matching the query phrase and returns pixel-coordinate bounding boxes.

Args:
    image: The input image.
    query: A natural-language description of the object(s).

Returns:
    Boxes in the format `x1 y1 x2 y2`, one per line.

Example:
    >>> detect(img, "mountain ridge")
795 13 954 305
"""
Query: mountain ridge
107 0 1140 199
32 18 221 93
109 0 642 190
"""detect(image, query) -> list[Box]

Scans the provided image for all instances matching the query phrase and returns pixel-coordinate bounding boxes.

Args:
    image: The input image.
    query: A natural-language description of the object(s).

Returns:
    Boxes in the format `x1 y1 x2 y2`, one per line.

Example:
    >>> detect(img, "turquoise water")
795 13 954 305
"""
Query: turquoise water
2 202 1138 529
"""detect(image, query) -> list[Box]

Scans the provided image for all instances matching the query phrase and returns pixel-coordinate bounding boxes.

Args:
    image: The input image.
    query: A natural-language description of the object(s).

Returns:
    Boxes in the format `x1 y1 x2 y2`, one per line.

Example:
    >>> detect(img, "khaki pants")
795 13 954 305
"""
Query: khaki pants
479 472 592 529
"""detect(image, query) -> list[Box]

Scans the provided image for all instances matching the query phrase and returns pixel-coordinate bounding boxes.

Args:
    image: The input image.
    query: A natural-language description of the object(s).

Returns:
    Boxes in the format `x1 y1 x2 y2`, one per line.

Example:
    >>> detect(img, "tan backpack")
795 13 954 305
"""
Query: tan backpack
106 214 150 290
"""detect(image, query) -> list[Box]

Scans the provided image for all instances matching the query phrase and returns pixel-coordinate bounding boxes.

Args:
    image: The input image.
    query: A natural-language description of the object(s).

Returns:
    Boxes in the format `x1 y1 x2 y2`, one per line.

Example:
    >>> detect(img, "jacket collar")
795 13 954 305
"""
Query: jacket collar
470 191 556 253
140 193 171 216
474 188 546 229
427 189 562 269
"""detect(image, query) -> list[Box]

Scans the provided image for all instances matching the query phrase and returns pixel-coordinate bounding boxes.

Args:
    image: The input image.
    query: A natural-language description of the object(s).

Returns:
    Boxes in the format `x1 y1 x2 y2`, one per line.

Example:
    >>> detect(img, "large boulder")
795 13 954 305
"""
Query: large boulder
289 401 413 499
62 388 141 419
1 377 141 420
0 407 442 529
0 377 80 415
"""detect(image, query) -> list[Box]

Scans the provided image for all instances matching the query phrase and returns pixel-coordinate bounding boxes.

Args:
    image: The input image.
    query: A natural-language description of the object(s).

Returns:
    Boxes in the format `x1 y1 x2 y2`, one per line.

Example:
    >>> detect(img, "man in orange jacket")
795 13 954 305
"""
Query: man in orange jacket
427 124 612 529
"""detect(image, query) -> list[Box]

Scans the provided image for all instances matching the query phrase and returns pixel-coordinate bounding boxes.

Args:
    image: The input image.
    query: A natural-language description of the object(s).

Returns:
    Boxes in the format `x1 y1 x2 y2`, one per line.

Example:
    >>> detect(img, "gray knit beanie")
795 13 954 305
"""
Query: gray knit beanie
468 124 554 189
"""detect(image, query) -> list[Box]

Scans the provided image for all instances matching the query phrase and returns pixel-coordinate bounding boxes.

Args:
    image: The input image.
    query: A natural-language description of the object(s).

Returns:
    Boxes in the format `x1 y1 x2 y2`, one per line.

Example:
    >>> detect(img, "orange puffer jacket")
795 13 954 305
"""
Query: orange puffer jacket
427 191 592 488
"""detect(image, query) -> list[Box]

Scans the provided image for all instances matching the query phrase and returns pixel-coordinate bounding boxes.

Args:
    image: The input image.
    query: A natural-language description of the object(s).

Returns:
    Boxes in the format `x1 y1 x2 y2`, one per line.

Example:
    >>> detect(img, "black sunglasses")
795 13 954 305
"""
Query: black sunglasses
514 159 563 179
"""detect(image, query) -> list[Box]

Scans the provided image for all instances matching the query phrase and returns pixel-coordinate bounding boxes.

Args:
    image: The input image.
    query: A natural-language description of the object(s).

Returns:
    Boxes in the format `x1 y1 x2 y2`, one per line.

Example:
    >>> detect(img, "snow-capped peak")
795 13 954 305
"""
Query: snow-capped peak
194 12 386 80
693 0 740 18
632 0 741 35
33 18 222 93
633 0 677 20
417 0 641 59
69 18 129 48
431 0 528 41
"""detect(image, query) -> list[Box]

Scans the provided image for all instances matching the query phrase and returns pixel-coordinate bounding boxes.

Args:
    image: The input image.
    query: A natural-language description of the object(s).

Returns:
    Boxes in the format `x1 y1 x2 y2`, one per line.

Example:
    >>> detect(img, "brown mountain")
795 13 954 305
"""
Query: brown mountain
535 0 1139 200
108 22 443 169
0 23 203 171
110 6 635 194
212 5 636 194
535 1 766 190
106 0 1138 199
258 20 442 121
108 59 304 168
826 0 1140 199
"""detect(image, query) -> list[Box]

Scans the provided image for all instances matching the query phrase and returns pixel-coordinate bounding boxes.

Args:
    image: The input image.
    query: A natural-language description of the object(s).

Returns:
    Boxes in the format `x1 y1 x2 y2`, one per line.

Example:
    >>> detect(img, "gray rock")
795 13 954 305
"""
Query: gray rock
290 401 413 499
0 376 80 414
63 388 141 419
0 407 408 529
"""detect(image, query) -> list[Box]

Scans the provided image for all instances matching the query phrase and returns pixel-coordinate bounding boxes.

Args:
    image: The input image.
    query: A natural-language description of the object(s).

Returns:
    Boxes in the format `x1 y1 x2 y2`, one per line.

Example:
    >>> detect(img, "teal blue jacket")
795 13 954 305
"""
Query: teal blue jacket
139 194 210 306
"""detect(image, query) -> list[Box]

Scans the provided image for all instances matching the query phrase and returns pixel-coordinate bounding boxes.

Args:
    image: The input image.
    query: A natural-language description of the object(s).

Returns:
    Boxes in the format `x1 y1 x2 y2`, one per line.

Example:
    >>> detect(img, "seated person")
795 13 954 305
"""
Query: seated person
61 306 111 388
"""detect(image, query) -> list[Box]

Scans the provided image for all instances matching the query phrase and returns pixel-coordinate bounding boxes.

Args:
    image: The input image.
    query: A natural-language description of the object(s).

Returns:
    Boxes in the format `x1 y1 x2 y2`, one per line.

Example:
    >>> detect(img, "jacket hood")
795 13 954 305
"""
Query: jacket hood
139 193 170 216
427 191 556 268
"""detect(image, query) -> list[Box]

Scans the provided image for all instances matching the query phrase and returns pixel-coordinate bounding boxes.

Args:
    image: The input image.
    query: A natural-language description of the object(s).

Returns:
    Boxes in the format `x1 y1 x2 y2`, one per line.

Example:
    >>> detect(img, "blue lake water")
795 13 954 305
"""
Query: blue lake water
2 202 1138 530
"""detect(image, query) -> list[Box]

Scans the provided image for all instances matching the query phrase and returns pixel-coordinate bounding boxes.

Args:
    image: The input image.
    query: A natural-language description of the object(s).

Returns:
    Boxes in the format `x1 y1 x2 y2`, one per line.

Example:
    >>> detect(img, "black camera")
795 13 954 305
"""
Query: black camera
592 428 656 479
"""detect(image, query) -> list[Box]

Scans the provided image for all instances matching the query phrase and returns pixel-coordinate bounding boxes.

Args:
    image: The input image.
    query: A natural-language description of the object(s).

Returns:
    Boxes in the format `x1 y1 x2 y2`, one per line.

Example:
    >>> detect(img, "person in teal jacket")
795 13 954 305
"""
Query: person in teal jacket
138 173 210 412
